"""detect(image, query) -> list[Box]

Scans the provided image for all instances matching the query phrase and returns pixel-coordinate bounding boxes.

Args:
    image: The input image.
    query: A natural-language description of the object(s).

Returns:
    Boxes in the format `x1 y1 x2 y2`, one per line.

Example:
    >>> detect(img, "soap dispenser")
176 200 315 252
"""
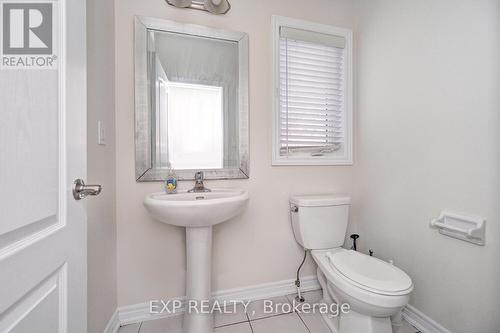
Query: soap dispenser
165 163 178 194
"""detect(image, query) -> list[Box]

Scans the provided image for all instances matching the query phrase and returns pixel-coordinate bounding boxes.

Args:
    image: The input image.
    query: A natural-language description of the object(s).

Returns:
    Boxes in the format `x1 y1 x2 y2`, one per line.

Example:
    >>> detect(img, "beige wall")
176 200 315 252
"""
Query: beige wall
353 0 500 332
115 0 356 306
113 1 500 331
87 0 117 331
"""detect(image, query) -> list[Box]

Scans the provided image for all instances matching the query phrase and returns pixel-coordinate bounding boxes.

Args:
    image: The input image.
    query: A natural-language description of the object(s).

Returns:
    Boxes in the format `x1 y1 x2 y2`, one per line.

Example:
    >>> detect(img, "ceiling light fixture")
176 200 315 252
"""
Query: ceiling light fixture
166 0 231 15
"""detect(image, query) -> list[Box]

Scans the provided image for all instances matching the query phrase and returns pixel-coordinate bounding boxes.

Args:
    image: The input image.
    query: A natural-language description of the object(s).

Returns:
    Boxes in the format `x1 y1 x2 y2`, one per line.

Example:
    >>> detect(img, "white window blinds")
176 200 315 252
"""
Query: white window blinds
279 27 346 157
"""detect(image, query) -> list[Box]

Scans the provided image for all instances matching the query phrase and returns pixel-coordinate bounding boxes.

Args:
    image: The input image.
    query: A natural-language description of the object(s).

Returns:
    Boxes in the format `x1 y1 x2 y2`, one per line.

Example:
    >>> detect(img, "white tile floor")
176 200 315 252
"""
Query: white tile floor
118 291 421 333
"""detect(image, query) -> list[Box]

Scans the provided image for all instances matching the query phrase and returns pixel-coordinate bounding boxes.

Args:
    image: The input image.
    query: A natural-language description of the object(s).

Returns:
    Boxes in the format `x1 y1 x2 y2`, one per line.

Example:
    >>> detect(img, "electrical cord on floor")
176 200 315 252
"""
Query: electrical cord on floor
294 249 308 303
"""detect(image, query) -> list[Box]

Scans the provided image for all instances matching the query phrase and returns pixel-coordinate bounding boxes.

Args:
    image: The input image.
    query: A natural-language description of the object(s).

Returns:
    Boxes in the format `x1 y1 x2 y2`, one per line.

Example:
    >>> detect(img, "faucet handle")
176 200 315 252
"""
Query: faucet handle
195 171 204 181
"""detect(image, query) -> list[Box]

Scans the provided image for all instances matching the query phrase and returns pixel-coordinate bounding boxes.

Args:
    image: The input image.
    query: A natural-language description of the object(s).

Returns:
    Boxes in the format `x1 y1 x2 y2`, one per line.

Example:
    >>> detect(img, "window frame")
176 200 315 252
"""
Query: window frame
271 15 353 166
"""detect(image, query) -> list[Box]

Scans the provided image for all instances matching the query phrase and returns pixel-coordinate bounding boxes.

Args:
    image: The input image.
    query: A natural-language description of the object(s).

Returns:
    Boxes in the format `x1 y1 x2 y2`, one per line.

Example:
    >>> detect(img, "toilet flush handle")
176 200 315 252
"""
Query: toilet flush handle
290 205 299 213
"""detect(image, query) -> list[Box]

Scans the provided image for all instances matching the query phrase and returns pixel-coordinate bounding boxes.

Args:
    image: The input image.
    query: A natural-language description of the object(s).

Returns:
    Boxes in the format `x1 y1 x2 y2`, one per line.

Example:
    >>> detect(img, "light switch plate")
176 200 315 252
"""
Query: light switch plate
98 121 106 145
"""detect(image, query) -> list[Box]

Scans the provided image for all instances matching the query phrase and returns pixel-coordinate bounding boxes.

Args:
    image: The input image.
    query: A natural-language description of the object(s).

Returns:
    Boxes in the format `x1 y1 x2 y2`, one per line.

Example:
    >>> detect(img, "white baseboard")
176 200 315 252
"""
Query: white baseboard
102 309 120 333
402 304 451 333
107 276 449 333
213 275 320 302
116 275 320 327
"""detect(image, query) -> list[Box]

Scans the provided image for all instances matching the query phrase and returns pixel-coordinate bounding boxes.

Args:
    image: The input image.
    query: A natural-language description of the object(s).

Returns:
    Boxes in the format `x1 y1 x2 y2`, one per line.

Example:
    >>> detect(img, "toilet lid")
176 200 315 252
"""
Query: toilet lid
327 250 412 294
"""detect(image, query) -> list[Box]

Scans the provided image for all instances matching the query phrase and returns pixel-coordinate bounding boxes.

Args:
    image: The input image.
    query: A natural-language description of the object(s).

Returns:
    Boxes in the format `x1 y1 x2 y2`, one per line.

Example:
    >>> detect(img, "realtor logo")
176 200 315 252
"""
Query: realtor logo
1 1 58 69
3 3 52 54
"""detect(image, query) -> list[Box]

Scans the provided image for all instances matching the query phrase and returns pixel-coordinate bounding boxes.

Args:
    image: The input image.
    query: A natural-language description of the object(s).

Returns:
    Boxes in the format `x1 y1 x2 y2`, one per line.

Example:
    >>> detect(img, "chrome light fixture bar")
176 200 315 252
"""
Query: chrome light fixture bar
166 0 231 15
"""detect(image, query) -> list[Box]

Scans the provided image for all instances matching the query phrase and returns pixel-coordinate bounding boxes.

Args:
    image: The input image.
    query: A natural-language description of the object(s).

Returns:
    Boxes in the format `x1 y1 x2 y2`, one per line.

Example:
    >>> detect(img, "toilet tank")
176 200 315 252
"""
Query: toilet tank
290 194 351 250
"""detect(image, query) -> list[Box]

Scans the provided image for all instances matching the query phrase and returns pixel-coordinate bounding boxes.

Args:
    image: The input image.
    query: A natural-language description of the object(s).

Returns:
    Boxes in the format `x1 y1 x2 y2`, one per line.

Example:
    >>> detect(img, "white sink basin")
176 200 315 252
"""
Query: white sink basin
143 188 249 227
143 188 249 333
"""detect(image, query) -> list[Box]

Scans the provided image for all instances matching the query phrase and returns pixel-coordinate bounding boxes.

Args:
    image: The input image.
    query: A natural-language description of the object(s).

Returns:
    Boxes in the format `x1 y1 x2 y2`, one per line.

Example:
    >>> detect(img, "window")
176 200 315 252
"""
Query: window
272 16 353 165
159 81 224 170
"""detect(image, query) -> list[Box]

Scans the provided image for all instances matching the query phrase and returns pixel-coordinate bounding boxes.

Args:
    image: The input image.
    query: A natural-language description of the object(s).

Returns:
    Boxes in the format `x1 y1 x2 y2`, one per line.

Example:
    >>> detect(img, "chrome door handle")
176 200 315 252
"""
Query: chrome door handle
73 179 102 200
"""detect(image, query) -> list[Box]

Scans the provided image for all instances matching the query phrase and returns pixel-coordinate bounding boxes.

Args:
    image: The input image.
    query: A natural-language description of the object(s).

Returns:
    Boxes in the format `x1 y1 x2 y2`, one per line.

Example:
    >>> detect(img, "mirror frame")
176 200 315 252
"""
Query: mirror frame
134 16 249 181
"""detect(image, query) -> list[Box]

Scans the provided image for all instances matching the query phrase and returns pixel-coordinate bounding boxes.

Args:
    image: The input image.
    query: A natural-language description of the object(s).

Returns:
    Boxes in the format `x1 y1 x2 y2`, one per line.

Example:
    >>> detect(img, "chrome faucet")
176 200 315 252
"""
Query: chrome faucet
188 171 211 193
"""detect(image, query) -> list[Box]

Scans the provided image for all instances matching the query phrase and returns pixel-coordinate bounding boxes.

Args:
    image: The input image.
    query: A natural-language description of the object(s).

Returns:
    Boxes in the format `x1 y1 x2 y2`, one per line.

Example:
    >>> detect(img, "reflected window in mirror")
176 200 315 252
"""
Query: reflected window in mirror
157 80 224 170
150 30 240 171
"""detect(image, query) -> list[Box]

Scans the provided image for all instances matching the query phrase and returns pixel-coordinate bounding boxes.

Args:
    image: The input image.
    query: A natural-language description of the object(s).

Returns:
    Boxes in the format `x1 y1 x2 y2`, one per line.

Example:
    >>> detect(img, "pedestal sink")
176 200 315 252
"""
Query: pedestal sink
143 189 249 333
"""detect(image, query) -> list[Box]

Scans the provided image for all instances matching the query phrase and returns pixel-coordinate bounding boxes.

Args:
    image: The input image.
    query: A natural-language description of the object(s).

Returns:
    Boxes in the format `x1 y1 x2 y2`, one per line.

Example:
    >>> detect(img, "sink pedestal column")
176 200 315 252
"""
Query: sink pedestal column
183 226 214 333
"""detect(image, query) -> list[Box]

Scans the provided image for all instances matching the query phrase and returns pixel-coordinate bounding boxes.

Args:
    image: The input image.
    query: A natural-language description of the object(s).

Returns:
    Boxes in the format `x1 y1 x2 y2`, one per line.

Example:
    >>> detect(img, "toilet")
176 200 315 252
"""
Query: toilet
290 194 413 333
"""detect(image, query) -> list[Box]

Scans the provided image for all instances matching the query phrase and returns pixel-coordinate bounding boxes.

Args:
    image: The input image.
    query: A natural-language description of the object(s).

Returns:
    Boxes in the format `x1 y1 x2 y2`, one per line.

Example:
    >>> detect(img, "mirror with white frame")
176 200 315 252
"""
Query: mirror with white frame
135 16 249 181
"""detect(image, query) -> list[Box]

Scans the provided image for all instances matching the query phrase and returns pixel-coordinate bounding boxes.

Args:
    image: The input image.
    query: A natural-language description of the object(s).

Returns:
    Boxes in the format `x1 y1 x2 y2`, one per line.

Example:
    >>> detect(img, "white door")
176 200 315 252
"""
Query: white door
0 0 89 332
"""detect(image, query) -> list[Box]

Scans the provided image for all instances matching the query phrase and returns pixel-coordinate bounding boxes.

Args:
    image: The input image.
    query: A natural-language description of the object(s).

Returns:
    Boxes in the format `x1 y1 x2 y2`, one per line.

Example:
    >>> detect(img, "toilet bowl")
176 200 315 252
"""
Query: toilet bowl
289 194 413 333
313 248 413 333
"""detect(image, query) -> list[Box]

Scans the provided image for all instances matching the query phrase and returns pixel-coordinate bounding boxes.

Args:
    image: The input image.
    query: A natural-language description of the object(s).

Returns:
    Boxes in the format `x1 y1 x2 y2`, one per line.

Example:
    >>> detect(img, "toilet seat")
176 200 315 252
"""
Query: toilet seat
327 249 413 296
312 249 413 297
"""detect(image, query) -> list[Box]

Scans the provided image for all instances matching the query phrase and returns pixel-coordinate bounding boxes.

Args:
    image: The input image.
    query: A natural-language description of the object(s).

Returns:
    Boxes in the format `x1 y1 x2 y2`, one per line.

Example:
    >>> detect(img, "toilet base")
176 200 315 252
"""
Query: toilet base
319 303 393 333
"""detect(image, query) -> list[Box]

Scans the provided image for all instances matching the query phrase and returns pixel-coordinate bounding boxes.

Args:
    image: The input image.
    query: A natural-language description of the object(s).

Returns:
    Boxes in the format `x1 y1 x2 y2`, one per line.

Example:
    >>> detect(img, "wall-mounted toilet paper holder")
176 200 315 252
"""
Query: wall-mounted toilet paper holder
430 211 486 245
